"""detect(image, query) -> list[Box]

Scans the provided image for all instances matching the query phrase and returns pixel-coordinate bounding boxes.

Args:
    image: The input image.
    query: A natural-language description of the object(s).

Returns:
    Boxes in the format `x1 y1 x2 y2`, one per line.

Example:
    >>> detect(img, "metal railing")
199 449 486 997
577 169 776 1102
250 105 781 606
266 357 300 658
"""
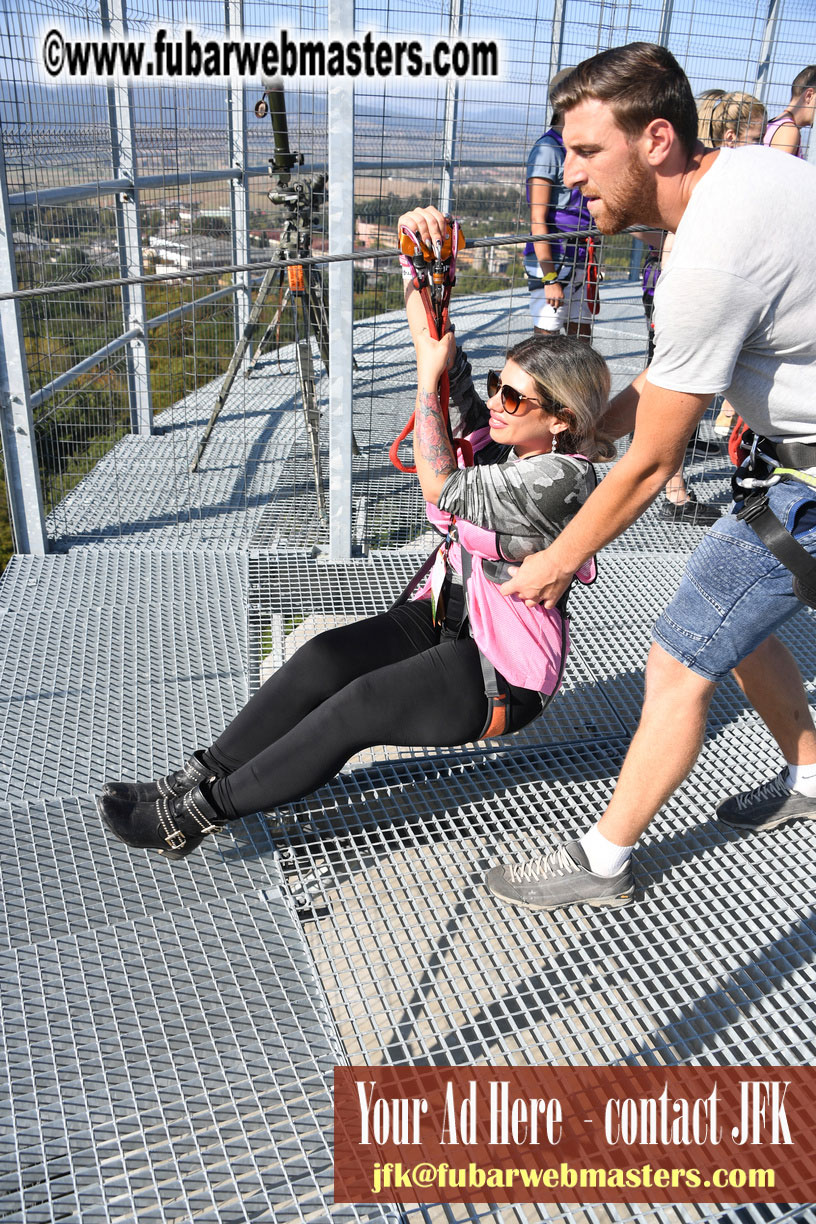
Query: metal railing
1 0 814 564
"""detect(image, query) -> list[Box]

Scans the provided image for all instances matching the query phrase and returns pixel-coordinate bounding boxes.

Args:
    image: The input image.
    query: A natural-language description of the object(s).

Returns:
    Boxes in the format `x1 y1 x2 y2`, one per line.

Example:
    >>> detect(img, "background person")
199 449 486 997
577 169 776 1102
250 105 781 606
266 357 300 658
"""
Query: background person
698 88 766 149
636 228 723 525
695 89 767 439
763 65 816 156
99 213 615 861
524 66 594 340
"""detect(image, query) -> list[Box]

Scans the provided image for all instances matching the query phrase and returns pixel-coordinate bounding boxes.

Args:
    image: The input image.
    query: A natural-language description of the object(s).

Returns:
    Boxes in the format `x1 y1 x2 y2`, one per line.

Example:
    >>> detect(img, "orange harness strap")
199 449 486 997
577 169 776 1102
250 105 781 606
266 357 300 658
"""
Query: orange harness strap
390 221 472 473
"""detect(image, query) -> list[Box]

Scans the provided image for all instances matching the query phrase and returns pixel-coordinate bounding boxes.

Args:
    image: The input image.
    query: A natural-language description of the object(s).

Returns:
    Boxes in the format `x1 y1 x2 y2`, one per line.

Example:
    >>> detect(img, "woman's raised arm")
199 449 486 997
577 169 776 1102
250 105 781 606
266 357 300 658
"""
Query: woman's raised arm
412 329 458 504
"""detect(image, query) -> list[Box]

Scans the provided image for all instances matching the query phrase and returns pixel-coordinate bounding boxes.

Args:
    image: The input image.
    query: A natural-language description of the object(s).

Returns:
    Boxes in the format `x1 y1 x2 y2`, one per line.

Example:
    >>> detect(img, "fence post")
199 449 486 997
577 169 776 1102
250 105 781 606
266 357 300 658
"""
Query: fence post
226 0 252 354
657 0 674 47
439 0 463 216
0 142 47 555
328 0 355 560
756 0 783 104
102 0 154 435
548 0 566 90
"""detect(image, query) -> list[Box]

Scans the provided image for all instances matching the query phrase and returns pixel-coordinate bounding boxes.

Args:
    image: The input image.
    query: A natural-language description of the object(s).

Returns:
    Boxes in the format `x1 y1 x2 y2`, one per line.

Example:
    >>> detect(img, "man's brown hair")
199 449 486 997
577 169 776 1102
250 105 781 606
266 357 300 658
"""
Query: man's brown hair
550 42 699 158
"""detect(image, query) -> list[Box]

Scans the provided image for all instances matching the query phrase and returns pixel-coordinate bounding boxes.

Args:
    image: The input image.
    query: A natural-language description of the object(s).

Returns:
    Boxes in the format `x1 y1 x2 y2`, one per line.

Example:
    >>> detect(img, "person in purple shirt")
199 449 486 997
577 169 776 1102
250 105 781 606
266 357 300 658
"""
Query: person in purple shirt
524 67 594 340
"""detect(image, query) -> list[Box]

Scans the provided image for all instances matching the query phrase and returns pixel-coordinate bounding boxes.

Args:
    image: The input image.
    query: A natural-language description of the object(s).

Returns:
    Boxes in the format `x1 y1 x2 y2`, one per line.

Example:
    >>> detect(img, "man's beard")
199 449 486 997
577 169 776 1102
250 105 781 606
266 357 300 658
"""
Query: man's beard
589 148 659 234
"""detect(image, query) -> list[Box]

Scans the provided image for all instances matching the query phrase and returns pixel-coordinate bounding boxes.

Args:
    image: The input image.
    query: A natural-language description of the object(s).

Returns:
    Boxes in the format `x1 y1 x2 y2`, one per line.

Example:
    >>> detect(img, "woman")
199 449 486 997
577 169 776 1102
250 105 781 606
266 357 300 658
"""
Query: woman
762 66 816 157
99 207 614 861
697 88 766 149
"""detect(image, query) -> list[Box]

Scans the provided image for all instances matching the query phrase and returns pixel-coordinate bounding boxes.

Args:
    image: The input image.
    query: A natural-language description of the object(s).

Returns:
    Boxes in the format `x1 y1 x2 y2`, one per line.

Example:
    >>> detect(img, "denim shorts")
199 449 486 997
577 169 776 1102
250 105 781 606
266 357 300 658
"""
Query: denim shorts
653 477 816 683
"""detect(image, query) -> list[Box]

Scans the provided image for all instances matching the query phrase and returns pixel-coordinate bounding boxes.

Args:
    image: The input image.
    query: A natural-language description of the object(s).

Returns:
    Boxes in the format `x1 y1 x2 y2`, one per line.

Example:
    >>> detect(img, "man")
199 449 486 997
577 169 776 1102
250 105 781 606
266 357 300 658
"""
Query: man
763 65 816 156
524 66 594 340
408 42 816 912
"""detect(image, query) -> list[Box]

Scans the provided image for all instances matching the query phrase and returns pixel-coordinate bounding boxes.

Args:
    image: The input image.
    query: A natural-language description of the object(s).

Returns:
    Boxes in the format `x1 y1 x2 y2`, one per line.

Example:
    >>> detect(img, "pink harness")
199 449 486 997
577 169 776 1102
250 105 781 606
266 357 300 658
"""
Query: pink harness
399 440 597 736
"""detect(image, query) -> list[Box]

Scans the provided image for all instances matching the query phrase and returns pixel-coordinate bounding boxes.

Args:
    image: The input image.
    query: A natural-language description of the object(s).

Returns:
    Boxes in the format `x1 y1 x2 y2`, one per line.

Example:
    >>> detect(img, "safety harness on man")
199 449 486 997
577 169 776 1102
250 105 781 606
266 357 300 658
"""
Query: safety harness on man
389 219 472 473
732 431 816 608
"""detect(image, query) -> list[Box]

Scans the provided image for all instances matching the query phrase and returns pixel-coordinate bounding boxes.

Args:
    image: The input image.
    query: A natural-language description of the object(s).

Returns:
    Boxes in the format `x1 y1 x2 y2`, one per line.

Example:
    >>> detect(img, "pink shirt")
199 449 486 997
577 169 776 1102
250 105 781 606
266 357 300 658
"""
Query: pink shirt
763 115 803 157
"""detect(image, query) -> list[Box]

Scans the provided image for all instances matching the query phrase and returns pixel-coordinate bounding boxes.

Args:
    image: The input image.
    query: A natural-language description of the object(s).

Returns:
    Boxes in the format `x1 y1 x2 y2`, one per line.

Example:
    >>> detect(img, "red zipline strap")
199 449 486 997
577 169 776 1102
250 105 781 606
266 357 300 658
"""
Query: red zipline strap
728 414 751 467
390 220 471 474
585 236 601 316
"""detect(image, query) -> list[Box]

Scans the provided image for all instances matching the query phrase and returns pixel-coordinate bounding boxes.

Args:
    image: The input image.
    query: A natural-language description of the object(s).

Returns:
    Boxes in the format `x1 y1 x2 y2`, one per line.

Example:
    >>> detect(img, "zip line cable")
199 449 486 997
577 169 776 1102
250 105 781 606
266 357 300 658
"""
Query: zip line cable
0 226 615 303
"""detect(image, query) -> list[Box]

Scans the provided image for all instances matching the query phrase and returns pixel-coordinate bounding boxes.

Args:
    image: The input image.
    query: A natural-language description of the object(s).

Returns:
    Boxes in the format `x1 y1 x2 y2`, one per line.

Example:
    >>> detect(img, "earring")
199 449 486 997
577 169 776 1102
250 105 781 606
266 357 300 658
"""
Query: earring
551 432 559 453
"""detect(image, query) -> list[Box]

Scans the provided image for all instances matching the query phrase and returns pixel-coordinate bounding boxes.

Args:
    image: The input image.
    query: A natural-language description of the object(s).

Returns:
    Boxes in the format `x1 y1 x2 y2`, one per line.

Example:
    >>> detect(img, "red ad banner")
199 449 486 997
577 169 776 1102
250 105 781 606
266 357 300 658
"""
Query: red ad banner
334 1065 816 1205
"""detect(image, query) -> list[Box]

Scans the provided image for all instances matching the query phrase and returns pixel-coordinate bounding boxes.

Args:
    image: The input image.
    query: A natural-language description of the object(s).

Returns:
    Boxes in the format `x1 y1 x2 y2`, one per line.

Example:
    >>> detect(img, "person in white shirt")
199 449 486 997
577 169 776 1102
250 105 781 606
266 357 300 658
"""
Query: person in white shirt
410 43 816 912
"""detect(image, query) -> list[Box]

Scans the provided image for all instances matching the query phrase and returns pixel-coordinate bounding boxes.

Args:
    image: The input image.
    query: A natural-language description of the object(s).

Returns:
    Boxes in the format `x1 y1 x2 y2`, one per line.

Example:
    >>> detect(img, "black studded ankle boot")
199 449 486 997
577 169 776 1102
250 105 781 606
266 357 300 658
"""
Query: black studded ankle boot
98 782 227 861
102 749 223 804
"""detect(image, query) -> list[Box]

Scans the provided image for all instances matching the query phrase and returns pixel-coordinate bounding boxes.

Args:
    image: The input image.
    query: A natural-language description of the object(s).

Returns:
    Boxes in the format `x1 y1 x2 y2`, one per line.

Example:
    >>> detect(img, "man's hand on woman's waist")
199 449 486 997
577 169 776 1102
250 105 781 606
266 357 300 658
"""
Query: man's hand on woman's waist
499 545 577 608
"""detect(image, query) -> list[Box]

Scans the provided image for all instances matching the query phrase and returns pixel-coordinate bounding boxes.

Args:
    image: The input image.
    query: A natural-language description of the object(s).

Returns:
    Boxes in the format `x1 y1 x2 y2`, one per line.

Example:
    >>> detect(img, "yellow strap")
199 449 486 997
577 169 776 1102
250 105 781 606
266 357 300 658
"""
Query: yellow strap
773 466 816 490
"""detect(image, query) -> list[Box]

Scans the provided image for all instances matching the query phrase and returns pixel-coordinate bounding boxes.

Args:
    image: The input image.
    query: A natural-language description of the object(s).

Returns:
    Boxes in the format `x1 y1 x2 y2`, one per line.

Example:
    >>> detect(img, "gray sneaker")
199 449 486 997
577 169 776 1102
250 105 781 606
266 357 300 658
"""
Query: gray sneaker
486 840 633 912
716 770 816 832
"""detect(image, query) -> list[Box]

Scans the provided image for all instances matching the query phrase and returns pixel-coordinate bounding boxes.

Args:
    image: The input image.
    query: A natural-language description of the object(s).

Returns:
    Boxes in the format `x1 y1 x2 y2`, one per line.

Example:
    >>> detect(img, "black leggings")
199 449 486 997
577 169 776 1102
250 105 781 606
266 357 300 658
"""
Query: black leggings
207 600 542 819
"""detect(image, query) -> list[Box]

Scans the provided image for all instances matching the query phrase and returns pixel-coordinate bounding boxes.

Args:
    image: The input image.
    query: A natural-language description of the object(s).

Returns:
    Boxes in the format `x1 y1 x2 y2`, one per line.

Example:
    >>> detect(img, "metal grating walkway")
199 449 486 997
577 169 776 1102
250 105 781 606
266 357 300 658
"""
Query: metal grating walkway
0 552 250 804
0 550 397 1223
2 284 815 1223
1 886 397 1224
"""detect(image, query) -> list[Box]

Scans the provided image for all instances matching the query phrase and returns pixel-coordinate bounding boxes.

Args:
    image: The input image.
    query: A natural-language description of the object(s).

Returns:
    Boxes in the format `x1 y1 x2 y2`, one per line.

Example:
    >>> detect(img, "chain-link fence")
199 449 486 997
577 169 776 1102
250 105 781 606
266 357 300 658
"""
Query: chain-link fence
1 0 815 565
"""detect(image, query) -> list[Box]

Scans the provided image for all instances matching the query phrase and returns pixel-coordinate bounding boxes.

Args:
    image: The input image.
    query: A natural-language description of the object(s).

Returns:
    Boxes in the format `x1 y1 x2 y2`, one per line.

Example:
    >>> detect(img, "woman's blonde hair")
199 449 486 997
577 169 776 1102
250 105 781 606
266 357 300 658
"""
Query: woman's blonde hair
697 89 765 147
507 334 616 463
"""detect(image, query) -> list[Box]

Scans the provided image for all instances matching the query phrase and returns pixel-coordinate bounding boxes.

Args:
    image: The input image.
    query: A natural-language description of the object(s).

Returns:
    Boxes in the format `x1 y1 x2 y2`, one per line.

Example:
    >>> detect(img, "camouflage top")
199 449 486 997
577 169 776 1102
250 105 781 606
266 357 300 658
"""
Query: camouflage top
437 346 597 561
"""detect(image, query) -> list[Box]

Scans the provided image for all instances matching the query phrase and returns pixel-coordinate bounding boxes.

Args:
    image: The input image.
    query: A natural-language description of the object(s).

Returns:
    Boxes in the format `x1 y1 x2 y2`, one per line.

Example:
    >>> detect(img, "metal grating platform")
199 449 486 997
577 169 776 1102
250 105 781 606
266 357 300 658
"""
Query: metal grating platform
0 885 398 1224
0 553 397 1220
0 552 249 804
0 794 286 949
269 732 816 1224
400 1203 811 1224
274 729 816 1067
3 285 816 1222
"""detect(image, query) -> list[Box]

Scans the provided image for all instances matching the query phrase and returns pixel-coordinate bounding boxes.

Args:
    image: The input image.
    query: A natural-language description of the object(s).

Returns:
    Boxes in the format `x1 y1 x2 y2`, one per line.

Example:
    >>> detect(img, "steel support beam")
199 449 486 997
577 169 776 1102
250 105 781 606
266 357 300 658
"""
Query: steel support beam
756 0 784 104
657 0 674 47
0 142 47 555
226 0 252 356
103 0 153 436
7 158 517 213
30 329 142 412
548 0 567 94
30 286 243 412
327 0 355 560
439 0 463 216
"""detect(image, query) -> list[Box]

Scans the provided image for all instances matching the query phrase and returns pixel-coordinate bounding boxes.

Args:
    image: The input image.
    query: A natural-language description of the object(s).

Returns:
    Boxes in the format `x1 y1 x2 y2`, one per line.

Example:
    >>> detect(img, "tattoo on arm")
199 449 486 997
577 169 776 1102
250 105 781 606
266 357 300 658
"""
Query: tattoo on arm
415 390 457 477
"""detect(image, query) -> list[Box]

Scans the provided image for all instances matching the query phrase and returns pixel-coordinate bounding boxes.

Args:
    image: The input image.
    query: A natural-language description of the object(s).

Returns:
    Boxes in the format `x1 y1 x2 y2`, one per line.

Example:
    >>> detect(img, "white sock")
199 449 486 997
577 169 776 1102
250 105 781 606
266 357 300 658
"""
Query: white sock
785 762 816 797
580 825 633 877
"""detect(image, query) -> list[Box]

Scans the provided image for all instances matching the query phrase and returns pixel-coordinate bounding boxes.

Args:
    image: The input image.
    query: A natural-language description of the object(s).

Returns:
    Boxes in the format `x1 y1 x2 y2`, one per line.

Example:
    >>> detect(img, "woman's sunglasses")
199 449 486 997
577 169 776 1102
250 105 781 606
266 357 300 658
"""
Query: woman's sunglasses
486 370 545 415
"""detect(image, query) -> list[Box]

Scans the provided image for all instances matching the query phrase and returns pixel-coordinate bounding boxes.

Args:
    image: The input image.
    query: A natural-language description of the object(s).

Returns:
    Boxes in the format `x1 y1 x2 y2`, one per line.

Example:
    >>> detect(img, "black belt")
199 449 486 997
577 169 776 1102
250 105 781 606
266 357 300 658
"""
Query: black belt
733 433 816 607
760 438 816 469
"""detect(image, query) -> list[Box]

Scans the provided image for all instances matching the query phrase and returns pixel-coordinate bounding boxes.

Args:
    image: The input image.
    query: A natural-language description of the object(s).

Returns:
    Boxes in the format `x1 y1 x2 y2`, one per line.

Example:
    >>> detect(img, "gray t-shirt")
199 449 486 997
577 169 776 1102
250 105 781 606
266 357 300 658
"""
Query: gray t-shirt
647 146 816 443
437 347 596 560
